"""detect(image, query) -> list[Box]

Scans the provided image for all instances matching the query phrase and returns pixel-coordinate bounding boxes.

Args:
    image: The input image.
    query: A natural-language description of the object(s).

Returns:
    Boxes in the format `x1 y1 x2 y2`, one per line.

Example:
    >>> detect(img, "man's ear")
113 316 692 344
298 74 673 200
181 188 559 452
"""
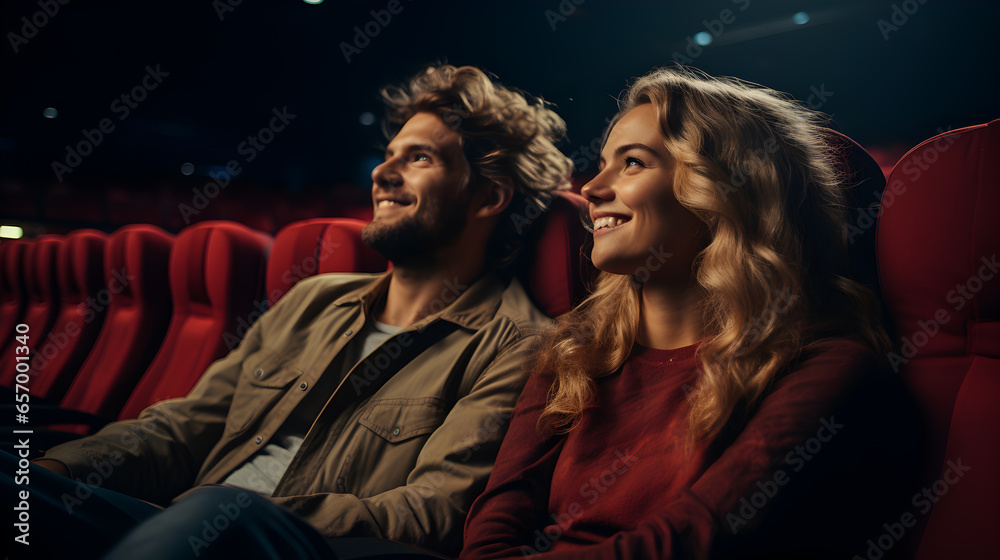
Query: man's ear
474 179 514 218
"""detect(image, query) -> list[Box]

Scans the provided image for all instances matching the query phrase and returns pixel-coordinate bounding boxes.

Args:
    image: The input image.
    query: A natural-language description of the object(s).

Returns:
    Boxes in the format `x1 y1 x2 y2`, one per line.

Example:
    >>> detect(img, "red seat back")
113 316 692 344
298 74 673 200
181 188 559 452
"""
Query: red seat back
877 118 1000 558
0 235 62 388
29 230 109 401
0 240 30 359
118 221 272 419
58 225 174 424
825 129 888 295
516 190 593 317
266 218 388 305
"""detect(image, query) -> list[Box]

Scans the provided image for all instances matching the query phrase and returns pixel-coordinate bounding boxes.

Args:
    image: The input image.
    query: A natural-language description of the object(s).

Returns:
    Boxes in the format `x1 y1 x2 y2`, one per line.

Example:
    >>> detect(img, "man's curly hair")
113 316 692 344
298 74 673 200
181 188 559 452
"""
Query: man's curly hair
380 64 574 268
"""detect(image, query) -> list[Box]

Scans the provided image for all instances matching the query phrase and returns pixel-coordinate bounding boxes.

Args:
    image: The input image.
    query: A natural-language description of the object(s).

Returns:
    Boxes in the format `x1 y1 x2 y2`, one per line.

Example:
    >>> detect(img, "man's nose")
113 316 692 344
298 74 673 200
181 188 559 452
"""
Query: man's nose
371 159 402 187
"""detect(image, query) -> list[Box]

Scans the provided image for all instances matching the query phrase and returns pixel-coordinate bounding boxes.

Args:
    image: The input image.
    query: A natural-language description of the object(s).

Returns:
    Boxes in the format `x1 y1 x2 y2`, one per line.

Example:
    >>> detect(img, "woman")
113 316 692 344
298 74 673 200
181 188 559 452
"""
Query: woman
460 67 921 559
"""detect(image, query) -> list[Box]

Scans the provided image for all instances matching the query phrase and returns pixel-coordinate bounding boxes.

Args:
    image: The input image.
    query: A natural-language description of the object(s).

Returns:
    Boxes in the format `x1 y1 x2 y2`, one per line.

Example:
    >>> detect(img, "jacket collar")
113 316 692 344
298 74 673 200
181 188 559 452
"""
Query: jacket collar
331 270 508 331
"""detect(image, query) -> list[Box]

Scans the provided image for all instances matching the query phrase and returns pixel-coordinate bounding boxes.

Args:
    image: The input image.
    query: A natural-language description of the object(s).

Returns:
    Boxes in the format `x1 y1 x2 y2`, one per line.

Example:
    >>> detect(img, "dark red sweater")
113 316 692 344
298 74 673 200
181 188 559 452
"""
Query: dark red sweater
461 336 922 559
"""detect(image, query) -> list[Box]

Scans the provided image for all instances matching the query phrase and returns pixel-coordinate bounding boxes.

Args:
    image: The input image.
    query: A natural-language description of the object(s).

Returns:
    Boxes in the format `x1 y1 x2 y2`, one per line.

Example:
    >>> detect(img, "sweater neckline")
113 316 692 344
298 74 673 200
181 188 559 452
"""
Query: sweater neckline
630 340 702 364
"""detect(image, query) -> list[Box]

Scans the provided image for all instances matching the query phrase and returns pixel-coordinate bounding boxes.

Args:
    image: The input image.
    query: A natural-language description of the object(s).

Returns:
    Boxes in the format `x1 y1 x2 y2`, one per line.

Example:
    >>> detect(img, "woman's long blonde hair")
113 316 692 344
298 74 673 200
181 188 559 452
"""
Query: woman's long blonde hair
536 67 890 440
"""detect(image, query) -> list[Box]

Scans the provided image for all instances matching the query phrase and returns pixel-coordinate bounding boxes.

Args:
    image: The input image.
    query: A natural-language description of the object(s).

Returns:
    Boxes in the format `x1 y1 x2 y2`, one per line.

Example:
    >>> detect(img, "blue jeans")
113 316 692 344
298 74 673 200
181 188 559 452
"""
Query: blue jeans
1 451 439 559
1 449 160 559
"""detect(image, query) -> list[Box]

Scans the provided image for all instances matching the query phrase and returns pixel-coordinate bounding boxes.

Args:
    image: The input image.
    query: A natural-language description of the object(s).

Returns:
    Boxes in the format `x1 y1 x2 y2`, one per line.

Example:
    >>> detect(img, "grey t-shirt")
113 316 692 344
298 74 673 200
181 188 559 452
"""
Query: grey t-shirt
221 319 404 495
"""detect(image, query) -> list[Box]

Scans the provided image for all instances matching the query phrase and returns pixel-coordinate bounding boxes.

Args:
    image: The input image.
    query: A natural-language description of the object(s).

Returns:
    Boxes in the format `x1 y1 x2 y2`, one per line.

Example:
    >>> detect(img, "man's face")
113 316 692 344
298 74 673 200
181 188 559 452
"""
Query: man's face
361 112 475 266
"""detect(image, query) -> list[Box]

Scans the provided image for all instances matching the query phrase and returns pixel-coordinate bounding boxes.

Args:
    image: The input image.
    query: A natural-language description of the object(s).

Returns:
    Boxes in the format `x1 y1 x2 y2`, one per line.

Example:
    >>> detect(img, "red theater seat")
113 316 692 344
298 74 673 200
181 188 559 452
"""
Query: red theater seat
55 225 174 426
517 190 592 317
877 118 1000 559
0 235 62 389
266 218 388 305
28 230 109 402
117 222 272 420
826 129 888 295
0 240 30 359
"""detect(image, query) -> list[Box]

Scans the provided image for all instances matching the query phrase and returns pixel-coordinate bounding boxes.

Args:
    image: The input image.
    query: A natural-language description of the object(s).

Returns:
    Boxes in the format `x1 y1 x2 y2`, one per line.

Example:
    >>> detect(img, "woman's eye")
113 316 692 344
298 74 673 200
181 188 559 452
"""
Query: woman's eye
624 157 644 168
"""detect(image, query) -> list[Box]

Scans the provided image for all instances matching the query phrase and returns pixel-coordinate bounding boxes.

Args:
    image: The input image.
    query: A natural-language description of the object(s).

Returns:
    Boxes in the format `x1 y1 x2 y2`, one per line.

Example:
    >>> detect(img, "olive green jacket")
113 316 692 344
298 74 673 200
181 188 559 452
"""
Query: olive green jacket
43 271 549 555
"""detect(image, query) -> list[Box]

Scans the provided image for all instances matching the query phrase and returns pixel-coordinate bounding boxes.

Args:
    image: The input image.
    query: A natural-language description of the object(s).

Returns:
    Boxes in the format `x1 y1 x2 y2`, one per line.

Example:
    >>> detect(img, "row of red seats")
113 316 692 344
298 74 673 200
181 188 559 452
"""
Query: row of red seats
0 222 269 428
1 180 374 235
0 192 590 433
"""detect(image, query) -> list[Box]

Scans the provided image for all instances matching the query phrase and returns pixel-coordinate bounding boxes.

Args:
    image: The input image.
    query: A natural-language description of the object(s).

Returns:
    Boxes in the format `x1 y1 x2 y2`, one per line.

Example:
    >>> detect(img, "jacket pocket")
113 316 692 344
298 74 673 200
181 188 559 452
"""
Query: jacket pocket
226 351 302 435
358 397 449 442
338 397 449 495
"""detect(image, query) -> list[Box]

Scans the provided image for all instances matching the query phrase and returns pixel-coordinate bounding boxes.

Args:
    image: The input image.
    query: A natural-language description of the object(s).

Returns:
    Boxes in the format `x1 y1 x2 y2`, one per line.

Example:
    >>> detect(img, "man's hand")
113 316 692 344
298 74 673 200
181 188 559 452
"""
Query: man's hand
32 458 71 478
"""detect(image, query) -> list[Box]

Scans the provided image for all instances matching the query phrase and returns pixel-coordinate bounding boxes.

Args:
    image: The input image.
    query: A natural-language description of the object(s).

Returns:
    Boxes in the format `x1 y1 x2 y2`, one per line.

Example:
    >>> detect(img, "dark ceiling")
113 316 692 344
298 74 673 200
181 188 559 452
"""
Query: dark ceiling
2 0 998 192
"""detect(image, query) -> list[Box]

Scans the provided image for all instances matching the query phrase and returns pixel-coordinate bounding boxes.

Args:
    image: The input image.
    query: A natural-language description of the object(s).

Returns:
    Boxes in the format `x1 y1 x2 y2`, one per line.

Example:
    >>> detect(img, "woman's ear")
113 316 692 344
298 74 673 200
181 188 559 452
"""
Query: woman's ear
475 179 514 218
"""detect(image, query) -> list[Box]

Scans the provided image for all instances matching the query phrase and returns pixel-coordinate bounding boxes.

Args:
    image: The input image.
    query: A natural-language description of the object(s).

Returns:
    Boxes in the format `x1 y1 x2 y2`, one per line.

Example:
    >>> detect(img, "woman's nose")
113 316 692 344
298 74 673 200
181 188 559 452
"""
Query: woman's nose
580 172 613 203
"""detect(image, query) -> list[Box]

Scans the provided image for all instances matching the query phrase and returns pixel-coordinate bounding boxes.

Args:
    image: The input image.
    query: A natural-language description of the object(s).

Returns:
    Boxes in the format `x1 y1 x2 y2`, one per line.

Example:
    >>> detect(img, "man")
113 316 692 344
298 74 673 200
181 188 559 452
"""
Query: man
2 64 574 559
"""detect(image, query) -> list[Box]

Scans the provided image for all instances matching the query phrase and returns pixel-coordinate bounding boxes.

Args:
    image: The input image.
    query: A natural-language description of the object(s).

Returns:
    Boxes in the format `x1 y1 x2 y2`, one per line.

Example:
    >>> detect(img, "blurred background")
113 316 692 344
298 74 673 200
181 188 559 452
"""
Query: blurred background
2 0 998 238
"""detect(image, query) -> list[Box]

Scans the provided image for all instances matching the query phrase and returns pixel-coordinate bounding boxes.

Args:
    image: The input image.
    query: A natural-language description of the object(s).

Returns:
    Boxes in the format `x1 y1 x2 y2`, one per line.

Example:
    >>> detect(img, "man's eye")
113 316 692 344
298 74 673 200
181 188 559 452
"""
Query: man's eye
412 153 431 163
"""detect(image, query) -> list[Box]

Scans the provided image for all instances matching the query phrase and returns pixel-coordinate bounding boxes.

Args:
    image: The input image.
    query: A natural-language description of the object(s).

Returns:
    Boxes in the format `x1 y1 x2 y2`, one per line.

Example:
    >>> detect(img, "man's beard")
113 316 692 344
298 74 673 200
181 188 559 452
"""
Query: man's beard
361 199 468 267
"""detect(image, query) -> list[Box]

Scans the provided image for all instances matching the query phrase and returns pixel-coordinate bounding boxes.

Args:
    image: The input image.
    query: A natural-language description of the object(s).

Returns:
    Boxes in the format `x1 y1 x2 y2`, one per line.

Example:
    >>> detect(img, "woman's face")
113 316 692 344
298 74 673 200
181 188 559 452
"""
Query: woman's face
581 103 708 284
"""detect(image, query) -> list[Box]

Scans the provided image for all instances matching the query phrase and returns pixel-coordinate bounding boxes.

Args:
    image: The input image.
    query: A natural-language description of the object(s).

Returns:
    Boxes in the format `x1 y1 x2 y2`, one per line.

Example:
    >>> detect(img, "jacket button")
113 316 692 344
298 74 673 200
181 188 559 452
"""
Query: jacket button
298 382 308 391
255 369 263 378
392 427 401 436
255 436 263 445
344 329 354 337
